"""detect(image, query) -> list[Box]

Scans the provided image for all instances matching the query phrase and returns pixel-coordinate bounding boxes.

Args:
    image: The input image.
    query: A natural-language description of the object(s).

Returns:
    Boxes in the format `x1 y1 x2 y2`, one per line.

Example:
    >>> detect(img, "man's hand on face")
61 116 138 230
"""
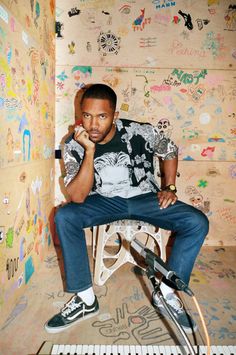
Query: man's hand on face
74 125 95 151
157 190 178 209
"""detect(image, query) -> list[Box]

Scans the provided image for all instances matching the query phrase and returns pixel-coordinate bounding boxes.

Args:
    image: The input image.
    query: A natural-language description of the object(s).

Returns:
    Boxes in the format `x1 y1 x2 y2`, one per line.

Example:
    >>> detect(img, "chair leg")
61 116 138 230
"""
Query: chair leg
92 223 170 286
92 226 98 259
93 224 138 286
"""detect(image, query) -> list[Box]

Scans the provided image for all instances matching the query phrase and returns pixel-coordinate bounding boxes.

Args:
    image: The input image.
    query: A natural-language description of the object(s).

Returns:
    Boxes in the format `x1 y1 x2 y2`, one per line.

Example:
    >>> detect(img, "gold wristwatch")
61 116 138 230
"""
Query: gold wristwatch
164 184 177 193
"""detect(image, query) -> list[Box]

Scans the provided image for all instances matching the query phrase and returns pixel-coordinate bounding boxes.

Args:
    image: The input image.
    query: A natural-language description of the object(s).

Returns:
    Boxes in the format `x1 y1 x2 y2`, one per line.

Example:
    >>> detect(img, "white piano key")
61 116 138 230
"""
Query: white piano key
100 344 107 355
221 345 231 355
146 345 154 355
135 345 142 355
88 345 94 355
170 345 180 355
82 345 89 355
111 344 119 355
156 345 166 355
76 344 83 354
58 345 65 354
51 344 60 355
69 345 77 354
123 345 130 355
211 345 223 355
197 345 206 355
118 344 125 355
129 345 136 355
218 345 229 355
63 344 71 354
152 345 162 355
141 345 148 355
164 345 171 354
147 345 155 355
106 344 112 355
93 344 100 355
228 345 236 354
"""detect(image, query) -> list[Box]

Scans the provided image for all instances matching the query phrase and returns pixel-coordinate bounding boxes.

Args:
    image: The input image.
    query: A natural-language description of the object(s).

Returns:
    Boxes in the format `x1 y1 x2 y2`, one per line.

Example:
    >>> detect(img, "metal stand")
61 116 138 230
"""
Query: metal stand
146 266 196 355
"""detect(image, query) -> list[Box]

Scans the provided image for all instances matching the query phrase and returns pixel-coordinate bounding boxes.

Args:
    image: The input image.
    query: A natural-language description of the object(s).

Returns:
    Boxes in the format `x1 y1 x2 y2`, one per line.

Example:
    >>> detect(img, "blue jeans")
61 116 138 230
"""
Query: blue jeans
55 192 209 293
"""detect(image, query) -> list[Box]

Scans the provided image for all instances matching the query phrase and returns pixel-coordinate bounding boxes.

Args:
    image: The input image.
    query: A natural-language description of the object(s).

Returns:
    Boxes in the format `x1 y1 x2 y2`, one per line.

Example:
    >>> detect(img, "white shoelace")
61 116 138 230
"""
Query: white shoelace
61 296 81 317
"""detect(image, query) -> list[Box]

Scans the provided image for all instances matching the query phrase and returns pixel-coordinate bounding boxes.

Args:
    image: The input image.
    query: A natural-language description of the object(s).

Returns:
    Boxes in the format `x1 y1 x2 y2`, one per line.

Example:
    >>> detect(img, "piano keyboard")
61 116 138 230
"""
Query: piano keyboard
37 342 236 355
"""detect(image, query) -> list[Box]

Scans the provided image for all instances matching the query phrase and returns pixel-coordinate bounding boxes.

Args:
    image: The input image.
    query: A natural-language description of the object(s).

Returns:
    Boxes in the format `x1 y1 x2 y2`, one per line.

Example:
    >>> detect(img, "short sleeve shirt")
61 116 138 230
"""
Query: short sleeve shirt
63 119 178 198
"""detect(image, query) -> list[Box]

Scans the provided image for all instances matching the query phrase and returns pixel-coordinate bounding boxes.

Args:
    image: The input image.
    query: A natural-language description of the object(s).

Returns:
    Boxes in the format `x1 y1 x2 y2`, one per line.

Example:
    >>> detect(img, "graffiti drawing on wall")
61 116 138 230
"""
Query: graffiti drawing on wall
0 1 54 326
97 31 121 55
224 4 236 31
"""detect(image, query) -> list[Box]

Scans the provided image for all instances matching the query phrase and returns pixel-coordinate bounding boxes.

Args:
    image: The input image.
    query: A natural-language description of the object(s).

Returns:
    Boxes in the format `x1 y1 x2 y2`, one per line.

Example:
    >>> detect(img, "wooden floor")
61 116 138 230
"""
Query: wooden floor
0 245 236 355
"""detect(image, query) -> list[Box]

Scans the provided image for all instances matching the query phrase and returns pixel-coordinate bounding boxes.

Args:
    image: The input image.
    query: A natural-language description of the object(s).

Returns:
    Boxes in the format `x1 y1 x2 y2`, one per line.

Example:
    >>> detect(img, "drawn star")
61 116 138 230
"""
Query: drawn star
56 81 64 90
56 71 68 81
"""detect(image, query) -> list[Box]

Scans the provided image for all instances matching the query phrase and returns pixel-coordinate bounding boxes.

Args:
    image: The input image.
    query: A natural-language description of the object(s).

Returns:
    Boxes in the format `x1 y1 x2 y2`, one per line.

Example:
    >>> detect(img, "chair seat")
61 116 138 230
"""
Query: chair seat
92 220 170 286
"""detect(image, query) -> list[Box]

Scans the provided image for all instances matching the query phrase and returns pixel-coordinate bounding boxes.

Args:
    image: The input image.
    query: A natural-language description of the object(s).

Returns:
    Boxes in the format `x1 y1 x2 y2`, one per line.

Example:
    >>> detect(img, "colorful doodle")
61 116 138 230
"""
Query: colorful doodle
132 9 151 31
25 256 35 284
224 5 236 31
171 68 208 85
169 40 207 58
153 1 176 10
0 0 54 326
202 31 226 59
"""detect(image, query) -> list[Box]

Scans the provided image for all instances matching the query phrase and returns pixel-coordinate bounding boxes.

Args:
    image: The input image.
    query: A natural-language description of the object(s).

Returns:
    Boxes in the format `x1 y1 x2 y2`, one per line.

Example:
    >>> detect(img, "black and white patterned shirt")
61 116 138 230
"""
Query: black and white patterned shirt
63 119 178 198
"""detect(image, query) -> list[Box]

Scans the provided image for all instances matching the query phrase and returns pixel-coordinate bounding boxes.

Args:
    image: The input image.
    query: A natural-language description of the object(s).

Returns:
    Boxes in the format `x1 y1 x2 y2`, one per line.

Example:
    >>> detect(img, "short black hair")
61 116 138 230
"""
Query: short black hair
80 84 117 111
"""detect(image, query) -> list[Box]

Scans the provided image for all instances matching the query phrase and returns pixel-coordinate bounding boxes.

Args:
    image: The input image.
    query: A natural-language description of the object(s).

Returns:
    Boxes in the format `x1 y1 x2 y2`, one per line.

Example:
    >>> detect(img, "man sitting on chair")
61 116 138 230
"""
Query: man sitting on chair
45 83 209 334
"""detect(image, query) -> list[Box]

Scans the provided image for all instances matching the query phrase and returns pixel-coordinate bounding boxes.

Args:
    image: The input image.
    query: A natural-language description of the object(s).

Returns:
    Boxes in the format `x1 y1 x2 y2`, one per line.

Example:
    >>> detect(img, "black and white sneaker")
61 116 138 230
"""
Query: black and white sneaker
45 295 99 333
152 292 197 334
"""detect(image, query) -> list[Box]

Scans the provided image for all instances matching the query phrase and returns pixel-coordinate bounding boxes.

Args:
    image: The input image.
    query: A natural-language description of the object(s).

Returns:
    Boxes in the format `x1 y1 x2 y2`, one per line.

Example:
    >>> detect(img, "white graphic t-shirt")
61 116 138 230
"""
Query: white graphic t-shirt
63 119 178 198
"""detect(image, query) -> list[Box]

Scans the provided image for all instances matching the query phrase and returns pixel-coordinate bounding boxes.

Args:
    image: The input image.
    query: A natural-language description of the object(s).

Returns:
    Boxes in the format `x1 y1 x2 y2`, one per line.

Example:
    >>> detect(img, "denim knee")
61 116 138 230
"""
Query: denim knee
191 208 209 237
54 203 74 226
55 202 85 230
54 205 66 226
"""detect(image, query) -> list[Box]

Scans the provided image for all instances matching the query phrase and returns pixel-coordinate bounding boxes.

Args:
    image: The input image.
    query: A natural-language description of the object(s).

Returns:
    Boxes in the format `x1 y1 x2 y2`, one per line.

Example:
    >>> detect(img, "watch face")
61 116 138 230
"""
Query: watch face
169 184 176 190
164 184 177 192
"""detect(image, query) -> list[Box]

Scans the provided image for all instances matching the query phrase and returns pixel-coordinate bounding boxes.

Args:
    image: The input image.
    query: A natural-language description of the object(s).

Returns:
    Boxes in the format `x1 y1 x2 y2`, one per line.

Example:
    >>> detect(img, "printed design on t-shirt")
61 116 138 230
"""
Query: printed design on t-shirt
134 154 152 169
133 154 151 182
63 141 84 187
154 136 170 155
118 121 155 154
94 151 133 197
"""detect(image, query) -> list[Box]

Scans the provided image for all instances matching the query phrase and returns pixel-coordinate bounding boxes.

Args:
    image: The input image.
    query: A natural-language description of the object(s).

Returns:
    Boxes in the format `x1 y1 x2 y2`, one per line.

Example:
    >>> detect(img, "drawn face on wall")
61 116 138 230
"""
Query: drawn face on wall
156 118 172 138
189 194 203 208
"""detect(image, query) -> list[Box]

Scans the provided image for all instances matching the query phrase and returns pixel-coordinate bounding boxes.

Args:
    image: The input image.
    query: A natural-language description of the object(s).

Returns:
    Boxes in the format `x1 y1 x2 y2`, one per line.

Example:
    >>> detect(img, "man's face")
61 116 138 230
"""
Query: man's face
81 98 118 144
